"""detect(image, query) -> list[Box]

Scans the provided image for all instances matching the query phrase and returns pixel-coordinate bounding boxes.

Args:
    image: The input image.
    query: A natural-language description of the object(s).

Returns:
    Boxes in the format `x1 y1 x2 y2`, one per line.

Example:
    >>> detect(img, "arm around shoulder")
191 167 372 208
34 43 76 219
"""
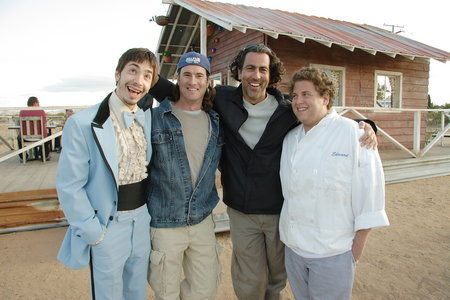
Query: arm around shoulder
149 75 175 103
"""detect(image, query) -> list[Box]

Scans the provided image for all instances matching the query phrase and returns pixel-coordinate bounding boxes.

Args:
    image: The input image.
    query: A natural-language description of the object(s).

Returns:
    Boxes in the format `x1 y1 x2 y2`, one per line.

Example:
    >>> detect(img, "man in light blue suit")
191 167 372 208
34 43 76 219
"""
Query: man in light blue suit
56 48 158 299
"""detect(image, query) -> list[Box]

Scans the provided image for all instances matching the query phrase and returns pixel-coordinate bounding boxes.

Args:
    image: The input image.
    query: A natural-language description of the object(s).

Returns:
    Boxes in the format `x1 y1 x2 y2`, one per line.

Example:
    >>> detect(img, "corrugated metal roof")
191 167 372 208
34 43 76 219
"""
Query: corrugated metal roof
155 0 450 78
168 0 450 61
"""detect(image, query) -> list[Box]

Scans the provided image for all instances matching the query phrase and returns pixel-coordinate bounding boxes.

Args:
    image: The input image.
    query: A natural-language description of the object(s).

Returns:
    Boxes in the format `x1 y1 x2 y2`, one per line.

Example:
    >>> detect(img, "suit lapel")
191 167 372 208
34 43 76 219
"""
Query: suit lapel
91 94 119 188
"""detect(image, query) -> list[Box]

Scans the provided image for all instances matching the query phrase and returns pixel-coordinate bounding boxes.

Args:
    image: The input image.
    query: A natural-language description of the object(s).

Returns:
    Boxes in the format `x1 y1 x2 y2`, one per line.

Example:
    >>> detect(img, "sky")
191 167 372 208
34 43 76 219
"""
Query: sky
0 0 449 108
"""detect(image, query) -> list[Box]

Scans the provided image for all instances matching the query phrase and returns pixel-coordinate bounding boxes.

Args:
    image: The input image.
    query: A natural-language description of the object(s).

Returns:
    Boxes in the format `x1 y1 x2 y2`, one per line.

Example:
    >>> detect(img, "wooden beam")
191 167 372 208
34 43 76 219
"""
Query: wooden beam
400 54 415 60
0 189 63 230
420 123 450 157
0 189 57 203
339 45 355 52
361 48 377 55
233 25 247 33
291 36 306 43
259 29 279 39
413 111 421 155
382 52 397 58
347 109 416 157
313 39 333 48
200 17 207 55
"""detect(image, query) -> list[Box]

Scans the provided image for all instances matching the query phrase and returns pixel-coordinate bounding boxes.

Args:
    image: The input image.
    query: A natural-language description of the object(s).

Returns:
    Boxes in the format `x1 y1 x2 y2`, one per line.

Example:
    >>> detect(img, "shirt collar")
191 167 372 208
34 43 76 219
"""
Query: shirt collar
302 109 338 135
109 91 139 128
242 93 277 108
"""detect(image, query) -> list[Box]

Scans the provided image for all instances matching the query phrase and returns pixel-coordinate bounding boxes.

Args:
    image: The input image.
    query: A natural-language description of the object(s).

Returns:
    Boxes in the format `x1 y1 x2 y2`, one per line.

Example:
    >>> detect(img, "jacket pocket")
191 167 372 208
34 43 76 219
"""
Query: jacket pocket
151 130 173 162
72 214 104 245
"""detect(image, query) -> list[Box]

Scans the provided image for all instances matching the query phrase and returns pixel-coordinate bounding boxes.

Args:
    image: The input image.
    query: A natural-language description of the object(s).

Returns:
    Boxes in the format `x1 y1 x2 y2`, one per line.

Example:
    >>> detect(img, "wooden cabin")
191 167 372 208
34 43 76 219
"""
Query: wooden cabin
154 0 450 150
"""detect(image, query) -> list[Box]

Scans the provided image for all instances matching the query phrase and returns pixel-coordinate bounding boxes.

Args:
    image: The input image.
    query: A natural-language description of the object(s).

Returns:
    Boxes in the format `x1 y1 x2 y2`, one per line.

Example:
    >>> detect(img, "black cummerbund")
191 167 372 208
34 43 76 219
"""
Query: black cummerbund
117 180 146 211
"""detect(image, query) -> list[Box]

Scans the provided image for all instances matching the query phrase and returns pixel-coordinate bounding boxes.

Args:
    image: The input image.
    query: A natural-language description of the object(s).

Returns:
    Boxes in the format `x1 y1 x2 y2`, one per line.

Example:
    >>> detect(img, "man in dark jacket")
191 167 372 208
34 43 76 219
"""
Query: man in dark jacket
149 44 377 300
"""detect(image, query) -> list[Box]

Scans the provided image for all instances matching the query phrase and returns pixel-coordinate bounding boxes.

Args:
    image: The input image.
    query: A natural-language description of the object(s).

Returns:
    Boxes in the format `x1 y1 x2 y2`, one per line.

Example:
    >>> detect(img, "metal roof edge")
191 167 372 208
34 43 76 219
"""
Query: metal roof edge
173 0 233 30
164 0 450 63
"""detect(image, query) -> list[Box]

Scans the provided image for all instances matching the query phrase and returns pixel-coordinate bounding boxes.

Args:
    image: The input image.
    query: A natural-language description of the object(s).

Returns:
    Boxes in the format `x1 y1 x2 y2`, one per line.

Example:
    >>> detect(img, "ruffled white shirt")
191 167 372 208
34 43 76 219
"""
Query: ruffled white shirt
109 92 148 185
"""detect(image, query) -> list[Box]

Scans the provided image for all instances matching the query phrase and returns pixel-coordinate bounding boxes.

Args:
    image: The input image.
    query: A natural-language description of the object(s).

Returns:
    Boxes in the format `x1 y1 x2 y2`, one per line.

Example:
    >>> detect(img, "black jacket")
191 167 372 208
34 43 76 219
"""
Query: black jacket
148 78 375 215
149 78 298 214
213 85 298 214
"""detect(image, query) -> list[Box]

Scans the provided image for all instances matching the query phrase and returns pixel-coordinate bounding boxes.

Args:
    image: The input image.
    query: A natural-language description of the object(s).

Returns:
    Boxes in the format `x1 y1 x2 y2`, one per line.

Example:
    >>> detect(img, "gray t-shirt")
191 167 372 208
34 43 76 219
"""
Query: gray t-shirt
172 104 210 186
239 94 278 149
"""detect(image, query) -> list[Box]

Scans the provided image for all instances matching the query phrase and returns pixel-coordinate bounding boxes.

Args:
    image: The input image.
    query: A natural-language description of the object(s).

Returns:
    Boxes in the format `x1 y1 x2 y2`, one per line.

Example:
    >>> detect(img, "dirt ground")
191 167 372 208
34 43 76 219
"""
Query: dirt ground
0 175 449 299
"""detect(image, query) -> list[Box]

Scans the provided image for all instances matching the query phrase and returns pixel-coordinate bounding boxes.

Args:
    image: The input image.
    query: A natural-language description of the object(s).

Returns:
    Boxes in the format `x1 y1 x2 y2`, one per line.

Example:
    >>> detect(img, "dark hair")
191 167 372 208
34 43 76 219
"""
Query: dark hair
27 96 39 107
289 67 335 109
115 48 159 86
229 44 285 87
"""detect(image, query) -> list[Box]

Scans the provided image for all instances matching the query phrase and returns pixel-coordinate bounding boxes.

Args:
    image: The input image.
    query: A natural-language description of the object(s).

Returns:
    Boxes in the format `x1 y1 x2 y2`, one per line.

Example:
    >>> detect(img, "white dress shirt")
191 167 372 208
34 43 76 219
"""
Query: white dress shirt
279 110 389 258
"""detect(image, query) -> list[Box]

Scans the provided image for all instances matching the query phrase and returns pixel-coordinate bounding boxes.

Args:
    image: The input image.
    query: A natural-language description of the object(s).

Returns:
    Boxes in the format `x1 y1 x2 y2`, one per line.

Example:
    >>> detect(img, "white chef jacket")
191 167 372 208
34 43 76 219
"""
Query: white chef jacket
279 110 389 257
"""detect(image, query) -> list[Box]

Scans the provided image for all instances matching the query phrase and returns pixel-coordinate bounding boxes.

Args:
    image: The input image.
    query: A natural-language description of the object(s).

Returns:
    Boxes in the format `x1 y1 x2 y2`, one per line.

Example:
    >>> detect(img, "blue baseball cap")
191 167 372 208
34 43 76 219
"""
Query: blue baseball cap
177 52 211 74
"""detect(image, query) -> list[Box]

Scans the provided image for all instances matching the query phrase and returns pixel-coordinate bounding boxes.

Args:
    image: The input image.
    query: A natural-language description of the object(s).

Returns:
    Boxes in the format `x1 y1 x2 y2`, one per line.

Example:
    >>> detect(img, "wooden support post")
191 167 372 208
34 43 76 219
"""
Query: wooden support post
413 111 421 155
441 111 445 147
200 17 207 56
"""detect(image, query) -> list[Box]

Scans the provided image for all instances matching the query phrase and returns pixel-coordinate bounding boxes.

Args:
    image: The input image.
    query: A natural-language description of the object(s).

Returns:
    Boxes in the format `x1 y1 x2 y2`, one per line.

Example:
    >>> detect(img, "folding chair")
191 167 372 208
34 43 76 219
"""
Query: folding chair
19 116 47 164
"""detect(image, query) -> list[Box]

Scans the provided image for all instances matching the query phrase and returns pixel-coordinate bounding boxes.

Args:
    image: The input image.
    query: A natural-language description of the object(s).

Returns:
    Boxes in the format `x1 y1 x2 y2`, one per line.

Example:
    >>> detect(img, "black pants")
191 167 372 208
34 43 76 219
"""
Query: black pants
54 136 61 150
17 136 51 160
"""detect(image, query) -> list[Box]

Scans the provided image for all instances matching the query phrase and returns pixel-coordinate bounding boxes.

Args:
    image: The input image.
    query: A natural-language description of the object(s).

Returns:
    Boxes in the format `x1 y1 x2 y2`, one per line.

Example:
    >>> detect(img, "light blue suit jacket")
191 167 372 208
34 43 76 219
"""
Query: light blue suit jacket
56 93 152 269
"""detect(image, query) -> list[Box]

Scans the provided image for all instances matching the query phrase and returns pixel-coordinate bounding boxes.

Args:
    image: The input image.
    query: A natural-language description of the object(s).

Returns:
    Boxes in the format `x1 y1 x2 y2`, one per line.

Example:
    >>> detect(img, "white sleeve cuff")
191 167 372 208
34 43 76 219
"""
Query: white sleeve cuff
355 210 390 231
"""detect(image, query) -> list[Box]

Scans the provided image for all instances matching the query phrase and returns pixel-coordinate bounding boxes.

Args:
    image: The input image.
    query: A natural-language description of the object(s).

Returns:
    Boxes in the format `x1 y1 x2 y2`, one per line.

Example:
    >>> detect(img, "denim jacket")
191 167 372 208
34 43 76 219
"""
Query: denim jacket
147 99 223 228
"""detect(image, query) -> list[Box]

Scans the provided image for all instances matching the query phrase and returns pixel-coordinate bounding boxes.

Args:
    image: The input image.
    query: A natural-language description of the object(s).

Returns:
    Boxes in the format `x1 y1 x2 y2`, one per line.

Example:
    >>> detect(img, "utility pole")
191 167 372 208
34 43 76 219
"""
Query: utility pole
383 23 405 34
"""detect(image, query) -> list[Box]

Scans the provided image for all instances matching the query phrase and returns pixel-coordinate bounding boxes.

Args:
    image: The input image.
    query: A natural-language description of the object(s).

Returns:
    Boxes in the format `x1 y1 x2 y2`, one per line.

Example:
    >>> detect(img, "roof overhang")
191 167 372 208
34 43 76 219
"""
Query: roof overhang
154 0 450 78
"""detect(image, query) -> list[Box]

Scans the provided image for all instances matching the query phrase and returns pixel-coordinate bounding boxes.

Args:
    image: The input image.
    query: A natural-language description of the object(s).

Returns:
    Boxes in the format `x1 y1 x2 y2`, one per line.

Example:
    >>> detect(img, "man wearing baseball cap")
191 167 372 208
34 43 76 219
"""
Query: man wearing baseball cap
146 52 223 299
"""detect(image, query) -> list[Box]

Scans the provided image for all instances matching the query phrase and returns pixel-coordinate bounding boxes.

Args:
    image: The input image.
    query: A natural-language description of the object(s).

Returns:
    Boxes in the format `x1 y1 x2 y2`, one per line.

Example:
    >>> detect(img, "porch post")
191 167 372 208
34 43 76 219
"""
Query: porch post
441 111 445 146
413 111 421 155
200 17 207 56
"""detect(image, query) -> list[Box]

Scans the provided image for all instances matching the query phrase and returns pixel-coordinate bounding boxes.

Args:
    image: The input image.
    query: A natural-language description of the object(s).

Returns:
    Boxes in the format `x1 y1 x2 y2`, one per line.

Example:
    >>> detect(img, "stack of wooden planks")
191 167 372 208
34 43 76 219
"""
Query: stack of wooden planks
0 189 65 231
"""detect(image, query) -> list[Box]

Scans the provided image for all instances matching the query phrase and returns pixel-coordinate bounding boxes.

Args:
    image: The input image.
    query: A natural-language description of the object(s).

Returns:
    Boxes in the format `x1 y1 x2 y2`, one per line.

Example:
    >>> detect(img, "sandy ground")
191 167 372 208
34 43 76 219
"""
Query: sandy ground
0 175 449 299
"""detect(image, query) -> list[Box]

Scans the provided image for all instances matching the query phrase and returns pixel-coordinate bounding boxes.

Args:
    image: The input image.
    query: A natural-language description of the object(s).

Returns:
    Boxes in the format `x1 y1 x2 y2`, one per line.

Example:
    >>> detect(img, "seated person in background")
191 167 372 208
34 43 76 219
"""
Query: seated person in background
63 109 74 124
18 96 50 160
54 108 75 152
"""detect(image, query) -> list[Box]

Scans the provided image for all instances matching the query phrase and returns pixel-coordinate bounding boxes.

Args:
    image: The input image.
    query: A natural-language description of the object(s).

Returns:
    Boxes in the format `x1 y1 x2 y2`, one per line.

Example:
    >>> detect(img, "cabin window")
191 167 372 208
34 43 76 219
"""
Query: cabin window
210 73 222 87
310 64 345 106
374 71 402 108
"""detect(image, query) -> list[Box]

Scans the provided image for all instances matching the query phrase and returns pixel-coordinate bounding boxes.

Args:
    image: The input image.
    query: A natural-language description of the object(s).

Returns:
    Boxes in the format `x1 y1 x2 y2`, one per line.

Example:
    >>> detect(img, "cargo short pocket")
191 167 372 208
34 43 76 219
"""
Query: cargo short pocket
148 250 166 295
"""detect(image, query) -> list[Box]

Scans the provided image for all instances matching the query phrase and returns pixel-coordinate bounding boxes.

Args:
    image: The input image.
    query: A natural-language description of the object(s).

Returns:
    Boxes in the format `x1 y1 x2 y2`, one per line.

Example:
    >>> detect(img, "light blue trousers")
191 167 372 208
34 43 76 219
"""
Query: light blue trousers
90 204 151 300
285 247 356 300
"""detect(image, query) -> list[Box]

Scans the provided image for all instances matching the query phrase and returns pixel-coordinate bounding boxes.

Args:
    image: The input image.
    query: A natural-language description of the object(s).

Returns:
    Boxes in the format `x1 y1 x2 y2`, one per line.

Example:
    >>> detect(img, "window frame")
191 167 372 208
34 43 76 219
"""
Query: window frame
310 64 346 107
210 72 222 87
374 70 403 108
